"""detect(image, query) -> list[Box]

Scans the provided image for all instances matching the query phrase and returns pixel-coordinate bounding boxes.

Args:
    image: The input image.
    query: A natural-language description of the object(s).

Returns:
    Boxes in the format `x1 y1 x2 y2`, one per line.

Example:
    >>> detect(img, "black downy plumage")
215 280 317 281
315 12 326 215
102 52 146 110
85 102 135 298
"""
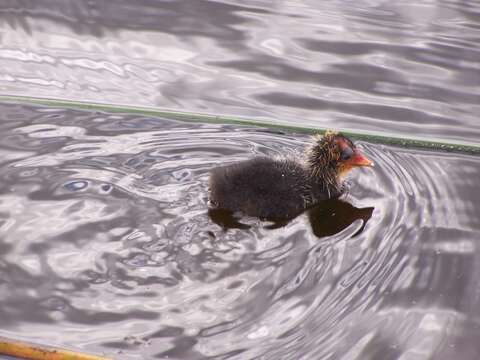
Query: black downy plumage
208 131 373 220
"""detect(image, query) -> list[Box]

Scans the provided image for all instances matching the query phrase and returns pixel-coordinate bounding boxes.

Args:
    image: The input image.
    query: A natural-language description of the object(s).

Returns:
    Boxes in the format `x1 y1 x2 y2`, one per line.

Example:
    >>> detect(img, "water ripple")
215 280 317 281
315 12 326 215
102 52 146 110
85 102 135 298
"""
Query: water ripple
0 0 478 142
0 104 479 358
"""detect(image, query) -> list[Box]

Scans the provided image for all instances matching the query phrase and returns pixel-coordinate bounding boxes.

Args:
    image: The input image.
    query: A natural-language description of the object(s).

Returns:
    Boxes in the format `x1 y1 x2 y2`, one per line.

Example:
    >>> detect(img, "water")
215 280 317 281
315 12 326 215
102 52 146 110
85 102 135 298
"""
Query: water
1 103 480 359
0 1 479 359
0 0 479 143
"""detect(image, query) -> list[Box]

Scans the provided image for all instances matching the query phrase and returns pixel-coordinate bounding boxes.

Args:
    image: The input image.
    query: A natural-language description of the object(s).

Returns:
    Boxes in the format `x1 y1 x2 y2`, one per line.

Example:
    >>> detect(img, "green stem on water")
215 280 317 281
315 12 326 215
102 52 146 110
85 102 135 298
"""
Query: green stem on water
0 95 478 155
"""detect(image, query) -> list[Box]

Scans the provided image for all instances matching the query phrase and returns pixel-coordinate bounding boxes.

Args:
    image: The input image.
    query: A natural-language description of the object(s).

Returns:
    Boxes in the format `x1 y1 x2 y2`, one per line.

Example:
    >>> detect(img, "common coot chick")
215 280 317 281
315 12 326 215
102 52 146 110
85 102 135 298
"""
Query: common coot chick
208 131 373 220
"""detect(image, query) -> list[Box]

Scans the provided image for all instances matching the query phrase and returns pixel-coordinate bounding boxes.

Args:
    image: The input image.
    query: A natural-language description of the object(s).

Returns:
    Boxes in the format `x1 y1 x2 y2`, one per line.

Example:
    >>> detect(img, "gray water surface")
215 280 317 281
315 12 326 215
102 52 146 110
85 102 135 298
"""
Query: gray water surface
1 103 480 359
1 1 480 359
0 0 479 142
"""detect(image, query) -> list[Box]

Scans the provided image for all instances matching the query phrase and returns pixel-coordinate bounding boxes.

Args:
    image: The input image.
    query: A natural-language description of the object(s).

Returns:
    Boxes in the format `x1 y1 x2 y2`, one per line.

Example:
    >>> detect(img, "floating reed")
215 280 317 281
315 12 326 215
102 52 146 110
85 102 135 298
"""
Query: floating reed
0 95 479 155
0 337 112 360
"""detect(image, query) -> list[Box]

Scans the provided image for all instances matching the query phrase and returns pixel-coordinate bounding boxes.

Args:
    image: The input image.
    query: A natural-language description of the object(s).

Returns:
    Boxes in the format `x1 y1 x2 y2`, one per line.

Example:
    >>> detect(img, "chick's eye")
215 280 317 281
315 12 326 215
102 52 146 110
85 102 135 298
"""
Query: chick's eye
340 147 354 160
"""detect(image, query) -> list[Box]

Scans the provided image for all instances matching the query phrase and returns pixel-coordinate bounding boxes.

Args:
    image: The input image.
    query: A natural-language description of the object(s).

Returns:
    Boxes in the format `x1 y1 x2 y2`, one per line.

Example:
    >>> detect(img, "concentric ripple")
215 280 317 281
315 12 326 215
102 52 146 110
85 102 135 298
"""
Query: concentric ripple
0 103 480 359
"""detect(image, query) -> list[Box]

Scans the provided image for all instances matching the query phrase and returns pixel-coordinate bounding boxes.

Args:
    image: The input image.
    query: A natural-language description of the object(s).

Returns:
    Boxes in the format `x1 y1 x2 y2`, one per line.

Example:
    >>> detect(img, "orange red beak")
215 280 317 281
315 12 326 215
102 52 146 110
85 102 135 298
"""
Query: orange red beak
349 150 374 167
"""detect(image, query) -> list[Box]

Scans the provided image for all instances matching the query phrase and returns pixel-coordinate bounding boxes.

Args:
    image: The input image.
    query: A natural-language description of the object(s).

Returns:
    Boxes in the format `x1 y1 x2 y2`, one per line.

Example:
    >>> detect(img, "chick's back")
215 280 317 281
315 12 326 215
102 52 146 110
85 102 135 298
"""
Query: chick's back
208 157 309 219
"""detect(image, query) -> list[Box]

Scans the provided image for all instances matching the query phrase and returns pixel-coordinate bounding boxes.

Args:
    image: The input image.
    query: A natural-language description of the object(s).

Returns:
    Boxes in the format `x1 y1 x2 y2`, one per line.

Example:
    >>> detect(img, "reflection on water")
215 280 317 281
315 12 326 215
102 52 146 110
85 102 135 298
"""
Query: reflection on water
0 0 479 143
209 199 374 237
308 199 374 238
0 103 480 359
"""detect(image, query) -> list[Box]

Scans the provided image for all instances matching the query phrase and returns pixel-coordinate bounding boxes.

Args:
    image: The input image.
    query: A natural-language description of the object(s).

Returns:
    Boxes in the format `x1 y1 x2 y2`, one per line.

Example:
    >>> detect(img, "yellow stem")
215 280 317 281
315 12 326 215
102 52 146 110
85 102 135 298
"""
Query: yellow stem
0 337 112 360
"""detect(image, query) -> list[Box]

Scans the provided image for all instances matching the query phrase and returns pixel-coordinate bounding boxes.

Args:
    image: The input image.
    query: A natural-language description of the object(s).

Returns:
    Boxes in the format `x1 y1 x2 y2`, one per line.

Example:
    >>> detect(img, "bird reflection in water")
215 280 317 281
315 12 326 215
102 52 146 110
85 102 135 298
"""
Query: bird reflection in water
208 198 374 239
307 198 374 238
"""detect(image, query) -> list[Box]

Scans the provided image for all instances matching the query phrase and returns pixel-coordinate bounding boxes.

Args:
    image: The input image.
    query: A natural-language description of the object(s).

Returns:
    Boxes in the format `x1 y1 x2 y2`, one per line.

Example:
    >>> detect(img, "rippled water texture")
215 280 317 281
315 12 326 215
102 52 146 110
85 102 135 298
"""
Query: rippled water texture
0 0 479 142
0 103 479 359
